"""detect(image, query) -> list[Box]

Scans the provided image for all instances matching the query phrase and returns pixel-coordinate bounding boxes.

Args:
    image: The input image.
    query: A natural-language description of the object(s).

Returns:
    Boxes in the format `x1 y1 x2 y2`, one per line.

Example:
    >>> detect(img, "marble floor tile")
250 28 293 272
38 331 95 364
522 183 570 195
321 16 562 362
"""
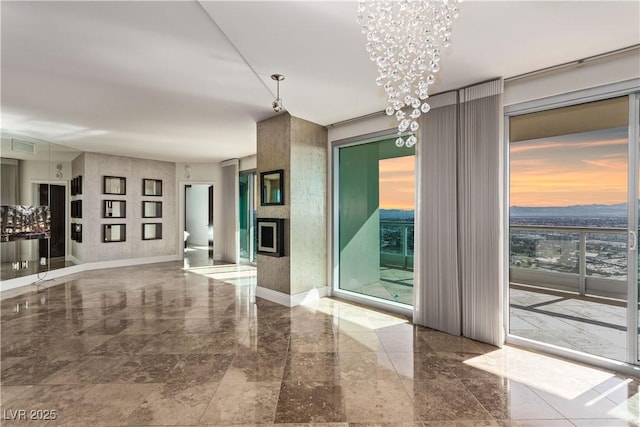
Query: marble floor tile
275 381 347 424
88 334 156 355
0 384 95 427
337 352 398 381
222 352 286 382
461 378 564 420
1 356 75 385
199 381 280 425
50 383 157 426
168 353 234 384
342 379 417 423
387 351 456 380
283 352 341 382
123 381 219 425
403 378 493 422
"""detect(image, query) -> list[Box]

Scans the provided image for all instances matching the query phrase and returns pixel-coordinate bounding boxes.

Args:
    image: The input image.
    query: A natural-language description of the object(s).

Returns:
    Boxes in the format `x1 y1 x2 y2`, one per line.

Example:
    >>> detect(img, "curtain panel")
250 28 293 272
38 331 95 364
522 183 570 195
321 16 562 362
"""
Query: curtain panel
414 79 504 347
414 91 461 336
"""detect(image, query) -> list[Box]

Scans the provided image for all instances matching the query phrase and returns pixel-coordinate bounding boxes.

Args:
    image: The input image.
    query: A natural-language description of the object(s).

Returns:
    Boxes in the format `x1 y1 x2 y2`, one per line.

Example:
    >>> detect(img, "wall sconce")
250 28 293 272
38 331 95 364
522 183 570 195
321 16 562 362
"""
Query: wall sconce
184 165 192 180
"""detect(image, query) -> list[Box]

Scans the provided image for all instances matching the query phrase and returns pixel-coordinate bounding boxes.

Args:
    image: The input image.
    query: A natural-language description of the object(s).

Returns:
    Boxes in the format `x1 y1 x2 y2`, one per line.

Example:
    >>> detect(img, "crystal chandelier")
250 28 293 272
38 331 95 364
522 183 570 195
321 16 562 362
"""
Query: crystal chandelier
357 0 461 147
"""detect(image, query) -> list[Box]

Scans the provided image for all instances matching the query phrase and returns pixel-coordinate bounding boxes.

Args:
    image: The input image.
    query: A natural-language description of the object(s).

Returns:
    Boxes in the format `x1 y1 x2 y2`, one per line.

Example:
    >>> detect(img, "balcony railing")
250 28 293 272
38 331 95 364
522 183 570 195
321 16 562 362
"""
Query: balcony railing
510 225 628 300
380 220 414 270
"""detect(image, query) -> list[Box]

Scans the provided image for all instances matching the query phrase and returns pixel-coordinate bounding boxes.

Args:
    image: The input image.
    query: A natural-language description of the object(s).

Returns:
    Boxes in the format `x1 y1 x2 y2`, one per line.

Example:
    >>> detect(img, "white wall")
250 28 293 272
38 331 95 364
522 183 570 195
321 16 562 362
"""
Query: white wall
176 162 224 260
239 155 256 172
185 184 210 246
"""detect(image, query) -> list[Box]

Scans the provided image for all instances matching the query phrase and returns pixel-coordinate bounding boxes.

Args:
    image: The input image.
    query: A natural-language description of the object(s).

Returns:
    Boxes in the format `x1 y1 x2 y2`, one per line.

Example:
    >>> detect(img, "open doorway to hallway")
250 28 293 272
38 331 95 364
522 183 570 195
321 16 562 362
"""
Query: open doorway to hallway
184 184 214 268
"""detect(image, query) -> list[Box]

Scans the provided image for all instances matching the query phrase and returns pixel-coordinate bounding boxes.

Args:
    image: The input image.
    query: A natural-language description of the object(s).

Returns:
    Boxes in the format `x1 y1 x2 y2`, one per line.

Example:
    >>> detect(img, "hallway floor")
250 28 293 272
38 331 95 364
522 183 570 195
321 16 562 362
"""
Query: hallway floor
1 262 639 426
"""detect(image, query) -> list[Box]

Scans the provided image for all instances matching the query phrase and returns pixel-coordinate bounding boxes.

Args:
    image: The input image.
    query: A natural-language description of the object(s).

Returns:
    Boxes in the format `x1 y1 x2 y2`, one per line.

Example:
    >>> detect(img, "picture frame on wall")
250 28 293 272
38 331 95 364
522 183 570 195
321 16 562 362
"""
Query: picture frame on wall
256 218 284 257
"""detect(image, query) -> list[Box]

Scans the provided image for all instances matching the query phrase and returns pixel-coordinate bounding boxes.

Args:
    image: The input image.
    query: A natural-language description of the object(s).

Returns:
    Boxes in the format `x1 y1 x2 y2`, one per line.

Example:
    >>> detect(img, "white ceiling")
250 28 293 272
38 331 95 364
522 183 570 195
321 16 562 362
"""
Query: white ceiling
1 1 638 163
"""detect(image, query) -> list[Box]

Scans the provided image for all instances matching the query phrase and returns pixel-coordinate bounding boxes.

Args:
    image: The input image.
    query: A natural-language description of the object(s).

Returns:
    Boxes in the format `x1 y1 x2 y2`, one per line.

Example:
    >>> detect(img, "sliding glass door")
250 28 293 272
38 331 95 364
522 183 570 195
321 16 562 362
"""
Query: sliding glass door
334 136 415 307
239 171 257 263
508 92 640 365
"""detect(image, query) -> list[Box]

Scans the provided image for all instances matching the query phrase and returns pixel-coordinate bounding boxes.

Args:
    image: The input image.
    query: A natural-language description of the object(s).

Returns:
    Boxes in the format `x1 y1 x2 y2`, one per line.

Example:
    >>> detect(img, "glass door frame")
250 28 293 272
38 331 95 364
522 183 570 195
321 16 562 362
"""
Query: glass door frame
503 80 640 373
628 92 639 364
239 170 257 264
330 129 414 318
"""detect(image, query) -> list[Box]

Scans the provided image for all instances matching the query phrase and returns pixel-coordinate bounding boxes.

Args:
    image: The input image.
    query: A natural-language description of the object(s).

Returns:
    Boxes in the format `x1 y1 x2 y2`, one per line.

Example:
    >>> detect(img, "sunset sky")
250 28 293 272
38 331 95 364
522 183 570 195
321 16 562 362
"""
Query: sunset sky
379 156 415 210
510 127 628 207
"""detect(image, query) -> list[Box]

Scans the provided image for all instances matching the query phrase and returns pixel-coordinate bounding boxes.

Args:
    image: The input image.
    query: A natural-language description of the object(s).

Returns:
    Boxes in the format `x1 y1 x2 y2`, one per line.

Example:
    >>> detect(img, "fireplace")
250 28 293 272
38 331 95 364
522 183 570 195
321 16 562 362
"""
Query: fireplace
257 218 284 257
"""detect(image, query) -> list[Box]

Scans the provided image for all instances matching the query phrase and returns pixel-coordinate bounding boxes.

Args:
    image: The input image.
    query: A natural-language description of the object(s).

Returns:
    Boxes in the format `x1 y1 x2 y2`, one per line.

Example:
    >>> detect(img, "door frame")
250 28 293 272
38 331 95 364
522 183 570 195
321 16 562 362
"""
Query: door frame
178 181 215 261
330 129 415 318
31 180 69 261
503 79 640 374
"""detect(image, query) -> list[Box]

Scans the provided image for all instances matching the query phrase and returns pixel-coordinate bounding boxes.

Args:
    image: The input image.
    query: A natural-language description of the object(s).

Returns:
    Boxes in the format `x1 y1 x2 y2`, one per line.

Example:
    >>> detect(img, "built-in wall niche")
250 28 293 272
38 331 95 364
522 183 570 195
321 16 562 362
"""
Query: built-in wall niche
103 200 126 218
103 224 126 243
257 218 284 257
71 200 82 218
71 176 82 195
142 223 162 240
103 176 126 195
143 179 162 196
71 223 82 242
142 201 162 218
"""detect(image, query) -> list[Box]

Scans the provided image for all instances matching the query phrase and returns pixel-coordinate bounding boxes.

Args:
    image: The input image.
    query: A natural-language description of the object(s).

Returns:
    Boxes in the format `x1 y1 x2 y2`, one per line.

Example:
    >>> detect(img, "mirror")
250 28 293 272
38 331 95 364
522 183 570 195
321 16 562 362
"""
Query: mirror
260 169 284 206
103 200 126 218
71 200 82 218
142 223 162 240
1 135 81 279
103 224 126 242
143 179 162 196
103 176 126 195
142 201 162 218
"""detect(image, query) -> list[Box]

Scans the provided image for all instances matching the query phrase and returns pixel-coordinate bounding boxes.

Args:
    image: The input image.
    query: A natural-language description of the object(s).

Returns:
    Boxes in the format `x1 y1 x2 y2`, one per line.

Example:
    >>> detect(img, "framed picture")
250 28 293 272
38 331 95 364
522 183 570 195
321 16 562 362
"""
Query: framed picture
260 169 284 206
103 176 126 195
143 179 162 196
256 218 284 257
103 224 126 242
142 223 162 240
142 201 162 218
103 200 126 218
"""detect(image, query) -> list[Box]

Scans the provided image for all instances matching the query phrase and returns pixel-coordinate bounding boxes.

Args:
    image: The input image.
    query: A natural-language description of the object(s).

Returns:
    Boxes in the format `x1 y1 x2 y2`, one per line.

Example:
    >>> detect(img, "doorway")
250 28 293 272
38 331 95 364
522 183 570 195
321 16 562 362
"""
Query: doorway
184 184 214 268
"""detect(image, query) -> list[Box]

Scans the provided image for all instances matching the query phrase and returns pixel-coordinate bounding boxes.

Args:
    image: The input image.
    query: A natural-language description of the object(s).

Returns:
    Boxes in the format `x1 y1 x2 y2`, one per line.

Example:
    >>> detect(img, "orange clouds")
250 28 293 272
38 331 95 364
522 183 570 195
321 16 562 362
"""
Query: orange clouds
510 133 628 207
379 156 415 210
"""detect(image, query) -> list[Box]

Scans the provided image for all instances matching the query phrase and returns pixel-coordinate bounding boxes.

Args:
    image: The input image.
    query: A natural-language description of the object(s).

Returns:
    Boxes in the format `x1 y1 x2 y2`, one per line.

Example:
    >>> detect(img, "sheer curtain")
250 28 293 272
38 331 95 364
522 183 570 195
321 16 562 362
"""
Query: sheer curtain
414 79 504 347
413 91 461 336
458 79 504 346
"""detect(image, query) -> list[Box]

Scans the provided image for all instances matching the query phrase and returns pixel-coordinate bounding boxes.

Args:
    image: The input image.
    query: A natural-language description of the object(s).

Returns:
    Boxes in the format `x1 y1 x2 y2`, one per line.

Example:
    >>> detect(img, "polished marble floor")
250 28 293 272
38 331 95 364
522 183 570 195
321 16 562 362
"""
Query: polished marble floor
1 262 639 426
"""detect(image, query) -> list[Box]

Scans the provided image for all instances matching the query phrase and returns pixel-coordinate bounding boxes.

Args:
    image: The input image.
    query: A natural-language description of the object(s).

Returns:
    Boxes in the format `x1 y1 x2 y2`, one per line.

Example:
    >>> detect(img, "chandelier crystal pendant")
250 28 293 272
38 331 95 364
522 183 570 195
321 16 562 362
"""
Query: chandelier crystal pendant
357 0 461 147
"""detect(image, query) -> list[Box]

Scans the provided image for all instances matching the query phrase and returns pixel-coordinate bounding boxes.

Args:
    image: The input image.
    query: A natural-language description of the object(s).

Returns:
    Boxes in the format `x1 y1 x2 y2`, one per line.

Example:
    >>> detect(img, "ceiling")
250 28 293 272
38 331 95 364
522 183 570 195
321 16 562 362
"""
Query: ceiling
1 1 638 163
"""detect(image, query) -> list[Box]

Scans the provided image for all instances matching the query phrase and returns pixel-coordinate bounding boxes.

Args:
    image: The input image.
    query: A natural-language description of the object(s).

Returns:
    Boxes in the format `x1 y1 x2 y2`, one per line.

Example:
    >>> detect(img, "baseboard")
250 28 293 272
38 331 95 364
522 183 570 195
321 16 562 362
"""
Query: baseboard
1 254 181 293
255 286 329 307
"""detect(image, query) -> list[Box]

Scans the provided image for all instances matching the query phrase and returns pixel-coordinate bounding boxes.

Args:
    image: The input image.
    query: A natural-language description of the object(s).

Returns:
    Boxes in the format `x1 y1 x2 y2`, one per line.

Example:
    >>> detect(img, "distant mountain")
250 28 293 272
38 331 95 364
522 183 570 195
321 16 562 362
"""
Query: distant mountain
510 203 627 217
380 209 414 220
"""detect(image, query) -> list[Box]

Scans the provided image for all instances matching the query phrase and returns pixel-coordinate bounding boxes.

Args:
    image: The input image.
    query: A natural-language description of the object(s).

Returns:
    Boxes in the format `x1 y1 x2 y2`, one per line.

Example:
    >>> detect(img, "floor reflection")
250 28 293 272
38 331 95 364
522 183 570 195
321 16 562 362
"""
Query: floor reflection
0 261 638 426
